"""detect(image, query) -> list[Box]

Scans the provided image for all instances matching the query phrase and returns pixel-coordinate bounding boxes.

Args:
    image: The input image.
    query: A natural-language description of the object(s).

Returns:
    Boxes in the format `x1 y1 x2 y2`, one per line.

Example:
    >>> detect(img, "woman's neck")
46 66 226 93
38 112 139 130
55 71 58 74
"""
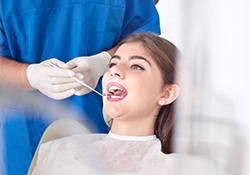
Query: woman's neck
110 118 155 136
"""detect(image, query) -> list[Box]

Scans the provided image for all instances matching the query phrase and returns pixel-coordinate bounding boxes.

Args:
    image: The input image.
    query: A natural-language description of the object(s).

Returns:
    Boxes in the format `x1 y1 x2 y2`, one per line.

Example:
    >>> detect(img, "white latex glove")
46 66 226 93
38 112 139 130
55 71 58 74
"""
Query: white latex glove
27 58 83 100
66 52 111 96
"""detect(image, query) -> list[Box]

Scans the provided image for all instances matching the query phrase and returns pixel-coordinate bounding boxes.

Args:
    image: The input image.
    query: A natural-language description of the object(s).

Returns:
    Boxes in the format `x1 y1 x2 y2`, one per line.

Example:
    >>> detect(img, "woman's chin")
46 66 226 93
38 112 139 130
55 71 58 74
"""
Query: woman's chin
105 108 121 119
104 104 115 113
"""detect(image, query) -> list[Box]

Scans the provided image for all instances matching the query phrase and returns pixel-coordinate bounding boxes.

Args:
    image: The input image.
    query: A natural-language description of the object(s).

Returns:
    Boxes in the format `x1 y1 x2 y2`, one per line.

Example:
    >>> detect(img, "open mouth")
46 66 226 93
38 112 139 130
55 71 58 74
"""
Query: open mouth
108 86 124 98
106 83 127 100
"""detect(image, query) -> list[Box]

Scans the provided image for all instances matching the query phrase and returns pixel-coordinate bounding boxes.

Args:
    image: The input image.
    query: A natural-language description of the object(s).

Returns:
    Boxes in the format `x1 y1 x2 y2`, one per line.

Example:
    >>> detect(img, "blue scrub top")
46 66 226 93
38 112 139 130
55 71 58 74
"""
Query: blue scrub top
0 0 160 174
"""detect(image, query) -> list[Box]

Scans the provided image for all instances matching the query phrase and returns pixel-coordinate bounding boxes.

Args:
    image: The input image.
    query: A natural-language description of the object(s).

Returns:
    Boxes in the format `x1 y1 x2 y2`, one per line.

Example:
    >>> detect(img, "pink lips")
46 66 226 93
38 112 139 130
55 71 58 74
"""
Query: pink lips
106 82 128 102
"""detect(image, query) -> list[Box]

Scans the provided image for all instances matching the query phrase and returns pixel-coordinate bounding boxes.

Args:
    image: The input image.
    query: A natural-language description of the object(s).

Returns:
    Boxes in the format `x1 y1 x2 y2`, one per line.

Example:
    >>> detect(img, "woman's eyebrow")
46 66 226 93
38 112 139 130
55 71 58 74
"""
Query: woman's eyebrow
110 55 152 66
129 55 152 66
109 55 121 62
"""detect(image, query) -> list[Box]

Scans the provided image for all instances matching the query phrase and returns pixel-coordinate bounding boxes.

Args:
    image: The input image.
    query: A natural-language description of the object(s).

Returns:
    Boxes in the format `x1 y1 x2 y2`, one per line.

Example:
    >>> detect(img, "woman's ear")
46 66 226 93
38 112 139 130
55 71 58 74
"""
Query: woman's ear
158 84 180 106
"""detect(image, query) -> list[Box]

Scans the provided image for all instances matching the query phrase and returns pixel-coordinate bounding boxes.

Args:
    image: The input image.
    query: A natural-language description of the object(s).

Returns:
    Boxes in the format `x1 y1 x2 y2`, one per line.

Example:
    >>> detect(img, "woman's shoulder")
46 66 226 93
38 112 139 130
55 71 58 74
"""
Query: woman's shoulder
41 133 107 150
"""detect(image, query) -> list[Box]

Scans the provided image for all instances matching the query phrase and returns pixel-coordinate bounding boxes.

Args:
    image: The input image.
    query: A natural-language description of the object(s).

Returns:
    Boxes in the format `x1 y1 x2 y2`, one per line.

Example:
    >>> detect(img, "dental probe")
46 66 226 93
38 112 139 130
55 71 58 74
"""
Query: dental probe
49 62 107 97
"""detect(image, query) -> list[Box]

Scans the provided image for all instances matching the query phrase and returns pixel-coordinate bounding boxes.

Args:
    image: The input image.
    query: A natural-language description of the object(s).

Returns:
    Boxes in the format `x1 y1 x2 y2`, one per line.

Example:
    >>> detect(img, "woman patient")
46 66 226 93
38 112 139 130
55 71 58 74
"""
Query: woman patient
32 32 180 174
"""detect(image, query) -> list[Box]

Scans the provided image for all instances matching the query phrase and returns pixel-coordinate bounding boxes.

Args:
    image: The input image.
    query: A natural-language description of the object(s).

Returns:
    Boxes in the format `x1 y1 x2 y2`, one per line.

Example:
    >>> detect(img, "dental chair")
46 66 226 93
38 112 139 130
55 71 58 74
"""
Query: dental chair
27 118 91 175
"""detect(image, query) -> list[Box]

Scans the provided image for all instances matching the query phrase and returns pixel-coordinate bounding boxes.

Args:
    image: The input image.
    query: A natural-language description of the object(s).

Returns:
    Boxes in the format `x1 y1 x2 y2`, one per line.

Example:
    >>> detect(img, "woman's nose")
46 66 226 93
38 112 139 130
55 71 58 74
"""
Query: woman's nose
110 64 125 79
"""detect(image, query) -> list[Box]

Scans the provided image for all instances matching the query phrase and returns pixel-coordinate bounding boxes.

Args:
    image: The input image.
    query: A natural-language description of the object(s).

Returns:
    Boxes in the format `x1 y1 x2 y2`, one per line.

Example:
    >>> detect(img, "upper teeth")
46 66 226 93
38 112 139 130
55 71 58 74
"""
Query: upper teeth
109 86 122 93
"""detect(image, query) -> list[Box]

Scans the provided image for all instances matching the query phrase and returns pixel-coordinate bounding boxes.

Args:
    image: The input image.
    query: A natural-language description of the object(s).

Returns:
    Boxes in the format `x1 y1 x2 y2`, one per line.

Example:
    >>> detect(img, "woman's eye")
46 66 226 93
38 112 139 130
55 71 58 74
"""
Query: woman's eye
108 62 116 68
131 64 144 70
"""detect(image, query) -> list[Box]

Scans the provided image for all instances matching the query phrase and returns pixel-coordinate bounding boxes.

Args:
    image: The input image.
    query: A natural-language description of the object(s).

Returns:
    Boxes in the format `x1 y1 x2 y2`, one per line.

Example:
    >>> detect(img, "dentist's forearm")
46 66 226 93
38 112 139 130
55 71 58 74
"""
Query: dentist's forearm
0 56 33 91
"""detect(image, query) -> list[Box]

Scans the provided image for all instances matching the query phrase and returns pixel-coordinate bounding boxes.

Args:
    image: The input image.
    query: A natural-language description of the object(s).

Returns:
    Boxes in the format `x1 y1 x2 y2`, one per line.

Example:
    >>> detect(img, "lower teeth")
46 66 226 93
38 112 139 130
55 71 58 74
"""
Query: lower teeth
111 95 122 98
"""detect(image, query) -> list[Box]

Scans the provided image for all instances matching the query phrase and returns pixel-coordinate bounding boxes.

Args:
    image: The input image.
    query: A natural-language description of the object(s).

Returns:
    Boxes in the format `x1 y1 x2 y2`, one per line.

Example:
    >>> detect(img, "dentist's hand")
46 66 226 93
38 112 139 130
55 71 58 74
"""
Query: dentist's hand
26 58 83 100
66 52 111 96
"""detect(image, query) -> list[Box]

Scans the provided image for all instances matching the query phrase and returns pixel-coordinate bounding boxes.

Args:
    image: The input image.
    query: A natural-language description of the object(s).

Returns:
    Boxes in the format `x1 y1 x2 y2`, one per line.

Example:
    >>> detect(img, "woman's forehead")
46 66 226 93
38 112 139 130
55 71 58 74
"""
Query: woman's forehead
115 43 151 59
